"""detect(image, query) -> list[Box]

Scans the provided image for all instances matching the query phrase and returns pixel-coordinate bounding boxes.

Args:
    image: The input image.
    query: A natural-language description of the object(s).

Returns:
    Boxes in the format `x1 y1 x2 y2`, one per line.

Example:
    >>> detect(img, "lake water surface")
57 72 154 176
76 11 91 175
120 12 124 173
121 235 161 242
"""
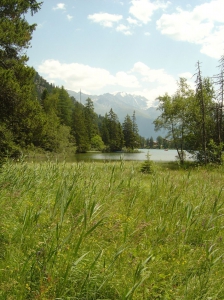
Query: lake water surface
72 149 192 162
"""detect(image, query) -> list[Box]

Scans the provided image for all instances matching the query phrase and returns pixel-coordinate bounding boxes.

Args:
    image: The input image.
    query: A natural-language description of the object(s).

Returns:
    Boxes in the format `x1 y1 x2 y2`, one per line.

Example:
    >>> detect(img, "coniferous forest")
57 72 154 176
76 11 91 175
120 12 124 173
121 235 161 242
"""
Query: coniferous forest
0 1 143 161
1 1 224 165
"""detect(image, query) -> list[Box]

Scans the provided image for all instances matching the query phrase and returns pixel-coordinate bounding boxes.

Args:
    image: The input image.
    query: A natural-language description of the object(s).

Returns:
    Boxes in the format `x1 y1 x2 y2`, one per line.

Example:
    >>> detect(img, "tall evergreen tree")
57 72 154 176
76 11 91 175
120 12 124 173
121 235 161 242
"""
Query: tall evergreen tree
149 136 154 148
84 97 98 144
56 86 74 126
0 0 43 155
100 114 110 146
0 0 42 123
193 66 216 163
102 109 123 151
213 55 224 162
71 101 90 153
122 114 135 149
195 62 208 164
132 111 140 147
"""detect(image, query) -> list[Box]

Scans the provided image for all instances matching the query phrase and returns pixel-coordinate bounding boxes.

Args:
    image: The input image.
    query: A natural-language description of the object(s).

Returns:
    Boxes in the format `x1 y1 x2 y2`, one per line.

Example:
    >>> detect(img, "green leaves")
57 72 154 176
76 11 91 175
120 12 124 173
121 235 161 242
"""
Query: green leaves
0 1 45 156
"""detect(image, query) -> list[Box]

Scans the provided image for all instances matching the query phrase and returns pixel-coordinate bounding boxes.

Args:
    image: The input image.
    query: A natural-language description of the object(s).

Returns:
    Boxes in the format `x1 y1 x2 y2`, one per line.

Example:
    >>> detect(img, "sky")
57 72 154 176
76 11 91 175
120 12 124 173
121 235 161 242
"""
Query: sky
26 0 224 106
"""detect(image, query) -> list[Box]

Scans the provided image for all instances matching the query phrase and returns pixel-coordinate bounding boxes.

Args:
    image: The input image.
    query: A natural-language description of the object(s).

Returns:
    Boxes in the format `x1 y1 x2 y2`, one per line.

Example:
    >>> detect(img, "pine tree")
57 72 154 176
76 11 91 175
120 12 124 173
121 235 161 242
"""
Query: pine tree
0 0 42 123
122 114 135 149
0 1 43 155
195 61 208 164
84 97 98 144
101 109 123 152
56 87 74 126
213 55 224 162
149 137 154 148
132 111 140 147
100 114 110 147
71 101 90 153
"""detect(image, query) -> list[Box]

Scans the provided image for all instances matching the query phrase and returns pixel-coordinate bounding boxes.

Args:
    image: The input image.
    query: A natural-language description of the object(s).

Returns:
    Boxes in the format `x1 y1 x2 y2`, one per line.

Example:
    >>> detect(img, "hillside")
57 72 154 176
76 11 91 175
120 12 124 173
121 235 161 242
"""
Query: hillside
67 90 161 138
33 73 162 138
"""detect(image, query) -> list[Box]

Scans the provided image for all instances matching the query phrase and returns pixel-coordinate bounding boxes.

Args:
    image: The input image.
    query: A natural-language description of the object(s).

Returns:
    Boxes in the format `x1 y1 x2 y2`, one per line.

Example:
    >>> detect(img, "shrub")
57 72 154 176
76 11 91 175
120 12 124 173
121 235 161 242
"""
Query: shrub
140 151 154 173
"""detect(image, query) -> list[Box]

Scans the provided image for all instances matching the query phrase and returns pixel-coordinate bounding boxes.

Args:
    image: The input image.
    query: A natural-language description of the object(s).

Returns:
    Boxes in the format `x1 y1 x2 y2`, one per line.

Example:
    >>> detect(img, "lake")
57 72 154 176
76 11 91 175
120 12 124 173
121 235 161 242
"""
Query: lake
69 149 192 162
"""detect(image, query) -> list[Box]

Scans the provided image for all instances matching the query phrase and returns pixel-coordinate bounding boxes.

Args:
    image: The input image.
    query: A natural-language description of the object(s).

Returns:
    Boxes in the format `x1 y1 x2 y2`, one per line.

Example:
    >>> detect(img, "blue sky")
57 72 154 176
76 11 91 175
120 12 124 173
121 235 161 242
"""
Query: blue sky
26 0 224 106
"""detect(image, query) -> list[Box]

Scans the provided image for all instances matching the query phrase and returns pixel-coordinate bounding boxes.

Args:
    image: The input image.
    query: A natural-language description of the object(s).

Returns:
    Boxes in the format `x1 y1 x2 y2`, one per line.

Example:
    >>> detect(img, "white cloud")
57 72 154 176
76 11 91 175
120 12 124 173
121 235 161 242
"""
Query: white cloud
200 25 224 58
131 85 176 106
38 60 140 93
178 72 193 79
115 72 140 87
38 60 115 92
157 10 214 43
88 13 123 27
157 0 224 58
130 62 179 105
129 0 170 24
67 14 73 21
38 60 195 105
144 32 150 36
127 17 139 25
53 3 66 10
131 62 175 85
116 24 132 35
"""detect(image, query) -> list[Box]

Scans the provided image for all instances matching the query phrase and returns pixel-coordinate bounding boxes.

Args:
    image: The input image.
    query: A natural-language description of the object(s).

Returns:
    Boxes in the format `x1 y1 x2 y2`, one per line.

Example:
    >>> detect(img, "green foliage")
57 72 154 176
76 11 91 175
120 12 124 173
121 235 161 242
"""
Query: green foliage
0 1 45 154
71 101 90 152
156 135 163 149
101 109 124 152
140 151 154 173
2 0 224 160
121 111 140 150
0 124 20 166
91 134 105 151
34 72 55 100
154 76 223 165
122 114 136 150
149 136 154 148
0 0 42 122
84 98 99 143
154 78 195 164
56 86 73 126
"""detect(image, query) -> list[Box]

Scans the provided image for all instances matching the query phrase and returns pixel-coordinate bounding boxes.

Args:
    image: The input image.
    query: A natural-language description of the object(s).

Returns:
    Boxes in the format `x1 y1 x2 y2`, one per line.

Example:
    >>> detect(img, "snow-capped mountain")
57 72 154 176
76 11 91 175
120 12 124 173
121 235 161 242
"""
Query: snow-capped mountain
67 90 161 138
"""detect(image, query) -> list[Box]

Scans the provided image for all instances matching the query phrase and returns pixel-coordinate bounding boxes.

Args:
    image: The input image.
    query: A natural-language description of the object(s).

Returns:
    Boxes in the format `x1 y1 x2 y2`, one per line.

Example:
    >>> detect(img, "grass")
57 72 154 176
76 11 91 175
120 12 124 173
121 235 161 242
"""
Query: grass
0 159 224 299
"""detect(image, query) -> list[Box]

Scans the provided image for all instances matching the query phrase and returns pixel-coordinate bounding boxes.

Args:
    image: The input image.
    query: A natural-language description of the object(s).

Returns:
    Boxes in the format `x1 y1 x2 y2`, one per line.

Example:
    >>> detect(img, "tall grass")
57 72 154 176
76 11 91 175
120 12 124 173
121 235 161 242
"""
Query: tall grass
0 160 224 299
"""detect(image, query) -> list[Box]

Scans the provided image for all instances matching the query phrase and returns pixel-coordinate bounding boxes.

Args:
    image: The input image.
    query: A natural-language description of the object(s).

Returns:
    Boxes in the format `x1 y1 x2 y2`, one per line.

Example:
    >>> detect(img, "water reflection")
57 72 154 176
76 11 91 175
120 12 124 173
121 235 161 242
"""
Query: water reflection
72 149 192 162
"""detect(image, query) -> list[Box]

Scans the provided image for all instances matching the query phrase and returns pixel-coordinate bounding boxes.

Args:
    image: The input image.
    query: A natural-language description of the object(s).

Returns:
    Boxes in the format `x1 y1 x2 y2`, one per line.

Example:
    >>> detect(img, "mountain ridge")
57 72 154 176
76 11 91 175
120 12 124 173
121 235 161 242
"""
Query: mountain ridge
67 90 161 138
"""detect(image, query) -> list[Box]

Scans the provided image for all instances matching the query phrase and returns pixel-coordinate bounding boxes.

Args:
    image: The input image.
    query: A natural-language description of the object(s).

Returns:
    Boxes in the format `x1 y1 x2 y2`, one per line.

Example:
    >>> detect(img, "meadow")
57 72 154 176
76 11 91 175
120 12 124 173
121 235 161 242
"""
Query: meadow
0 159 224 299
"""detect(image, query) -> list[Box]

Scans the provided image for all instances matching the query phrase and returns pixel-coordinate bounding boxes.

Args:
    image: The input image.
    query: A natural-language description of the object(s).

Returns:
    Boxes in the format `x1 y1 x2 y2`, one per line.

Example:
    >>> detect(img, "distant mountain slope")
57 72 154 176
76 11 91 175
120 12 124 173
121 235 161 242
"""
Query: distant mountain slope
67 90 161 138
33 72 163 138
34 72 56 100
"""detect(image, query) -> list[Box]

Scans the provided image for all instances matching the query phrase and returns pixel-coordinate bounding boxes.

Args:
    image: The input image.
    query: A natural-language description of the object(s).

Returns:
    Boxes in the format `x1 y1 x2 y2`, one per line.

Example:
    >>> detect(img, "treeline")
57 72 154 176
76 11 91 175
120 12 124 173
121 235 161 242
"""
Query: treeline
1 1 224 165
1 69 144 157
154 59 224 164
144 136 177 149
0 1 146 160
38 80 143 153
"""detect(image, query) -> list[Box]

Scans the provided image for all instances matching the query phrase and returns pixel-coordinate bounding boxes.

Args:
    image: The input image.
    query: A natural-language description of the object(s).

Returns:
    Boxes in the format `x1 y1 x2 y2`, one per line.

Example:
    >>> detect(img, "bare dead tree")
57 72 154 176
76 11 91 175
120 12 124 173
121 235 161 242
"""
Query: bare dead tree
212 55 224 162
195 61 207 164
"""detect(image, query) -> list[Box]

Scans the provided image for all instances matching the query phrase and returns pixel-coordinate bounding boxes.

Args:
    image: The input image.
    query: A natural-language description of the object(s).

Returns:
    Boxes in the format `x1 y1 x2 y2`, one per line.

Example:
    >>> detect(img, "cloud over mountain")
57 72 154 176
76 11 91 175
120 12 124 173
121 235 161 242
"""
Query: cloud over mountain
157 0 224 58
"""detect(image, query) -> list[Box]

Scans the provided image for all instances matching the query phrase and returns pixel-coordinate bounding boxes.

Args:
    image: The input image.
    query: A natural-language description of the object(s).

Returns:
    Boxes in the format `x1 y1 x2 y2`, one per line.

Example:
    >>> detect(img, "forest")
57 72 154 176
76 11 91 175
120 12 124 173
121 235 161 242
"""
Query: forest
0 0 156 160
0 1 224 166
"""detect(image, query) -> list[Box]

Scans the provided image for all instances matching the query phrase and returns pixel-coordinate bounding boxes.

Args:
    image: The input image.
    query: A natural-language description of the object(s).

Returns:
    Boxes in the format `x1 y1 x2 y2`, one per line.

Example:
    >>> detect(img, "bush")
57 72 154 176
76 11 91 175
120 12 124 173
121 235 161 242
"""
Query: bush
0 124 21 166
